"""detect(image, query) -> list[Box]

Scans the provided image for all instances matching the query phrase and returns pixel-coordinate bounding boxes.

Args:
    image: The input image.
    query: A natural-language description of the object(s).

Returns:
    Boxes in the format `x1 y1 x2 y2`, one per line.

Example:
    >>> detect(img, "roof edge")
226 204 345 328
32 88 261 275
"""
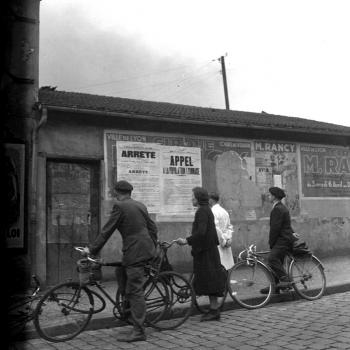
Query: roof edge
44 105 350 137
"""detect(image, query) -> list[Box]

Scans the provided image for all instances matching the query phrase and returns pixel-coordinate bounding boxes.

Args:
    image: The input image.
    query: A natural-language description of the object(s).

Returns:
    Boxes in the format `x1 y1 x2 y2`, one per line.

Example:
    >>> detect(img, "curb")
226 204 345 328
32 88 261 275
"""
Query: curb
20 282 350 341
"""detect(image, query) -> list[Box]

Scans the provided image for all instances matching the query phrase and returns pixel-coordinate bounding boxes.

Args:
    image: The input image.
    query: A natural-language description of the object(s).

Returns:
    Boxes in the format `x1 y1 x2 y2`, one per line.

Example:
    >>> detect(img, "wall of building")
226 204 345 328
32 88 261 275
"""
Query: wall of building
36 116 350 281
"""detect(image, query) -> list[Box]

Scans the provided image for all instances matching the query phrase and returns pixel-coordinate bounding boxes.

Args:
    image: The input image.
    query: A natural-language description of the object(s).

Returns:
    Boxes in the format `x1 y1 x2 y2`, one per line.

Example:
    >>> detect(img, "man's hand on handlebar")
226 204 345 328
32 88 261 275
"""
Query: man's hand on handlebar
175 238 187 246
82 247 90 256
75 246 91 257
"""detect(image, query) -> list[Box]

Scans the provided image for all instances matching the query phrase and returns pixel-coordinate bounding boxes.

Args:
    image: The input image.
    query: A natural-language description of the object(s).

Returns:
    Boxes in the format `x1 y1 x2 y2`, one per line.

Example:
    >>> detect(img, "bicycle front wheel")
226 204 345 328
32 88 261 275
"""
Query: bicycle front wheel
33 282 94 342
147 271 195 330
289 255 326 300
228 260 275 309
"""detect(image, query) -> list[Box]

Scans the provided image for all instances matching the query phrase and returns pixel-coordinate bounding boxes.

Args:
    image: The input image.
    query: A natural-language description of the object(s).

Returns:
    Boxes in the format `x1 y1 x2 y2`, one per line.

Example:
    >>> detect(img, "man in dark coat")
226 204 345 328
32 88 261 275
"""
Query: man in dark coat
261 186 297 294
84 180 158 342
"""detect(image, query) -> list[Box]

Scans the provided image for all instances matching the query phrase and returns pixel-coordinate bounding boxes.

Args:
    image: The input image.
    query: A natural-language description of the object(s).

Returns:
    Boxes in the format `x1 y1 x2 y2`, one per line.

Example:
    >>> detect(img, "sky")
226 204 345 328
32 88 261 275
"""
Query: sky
39 0 350 127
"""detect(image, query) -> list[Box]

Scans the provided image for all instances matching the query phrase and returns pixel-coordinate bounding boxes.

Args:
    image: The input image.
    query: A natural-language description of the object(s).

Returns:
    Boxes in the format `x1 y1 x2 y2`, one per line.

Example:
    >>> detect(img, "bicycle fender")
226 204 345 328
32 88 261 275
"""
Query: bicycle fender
312 255 325 270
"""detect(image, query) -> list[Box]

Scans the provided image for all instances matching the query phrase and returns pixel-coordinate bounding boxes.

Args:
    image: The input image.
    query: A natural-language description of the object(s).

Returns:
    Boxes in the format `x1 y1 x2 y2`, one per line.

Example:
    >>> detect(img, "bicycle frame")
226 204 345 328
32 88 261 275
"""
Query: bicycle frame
73 241 178 317
238 245 275 276
239 244 325 285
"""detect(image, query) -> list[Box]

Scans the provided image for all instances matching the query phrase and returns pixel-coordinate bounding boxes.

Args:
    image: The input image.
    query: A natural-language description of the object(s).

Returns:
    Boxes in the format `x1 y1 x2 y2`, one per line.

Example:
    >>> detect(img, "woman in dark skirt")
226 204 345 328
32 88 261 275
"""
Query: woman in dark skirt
176 187 226 321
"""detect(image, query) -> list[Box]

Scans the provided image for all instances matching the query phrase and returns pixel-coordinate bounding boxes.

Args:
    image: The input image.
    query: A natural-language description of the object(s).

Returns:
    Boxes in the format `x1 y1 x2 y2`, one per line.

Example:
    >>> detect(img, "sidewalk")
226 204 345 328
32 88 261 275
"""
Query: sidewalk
23 254 350 339
15 290 350 350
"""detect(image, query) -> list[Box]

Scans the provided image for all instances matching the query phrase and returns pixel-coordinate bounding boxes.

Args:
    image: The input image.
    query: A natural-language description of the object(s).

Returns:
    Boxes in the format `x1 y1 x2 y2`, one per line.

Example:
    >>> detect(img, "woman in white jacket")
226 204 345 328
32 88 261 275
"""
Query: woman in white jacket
209 192 234 270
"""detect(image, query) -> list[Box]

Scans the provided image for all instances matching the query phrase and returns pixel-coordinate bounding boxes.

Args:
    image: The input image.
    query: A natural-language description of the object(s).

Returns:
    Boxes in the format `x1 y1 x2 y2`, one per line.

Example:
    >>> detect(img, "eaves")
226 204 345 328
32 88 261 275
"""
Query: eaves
44 105 350 139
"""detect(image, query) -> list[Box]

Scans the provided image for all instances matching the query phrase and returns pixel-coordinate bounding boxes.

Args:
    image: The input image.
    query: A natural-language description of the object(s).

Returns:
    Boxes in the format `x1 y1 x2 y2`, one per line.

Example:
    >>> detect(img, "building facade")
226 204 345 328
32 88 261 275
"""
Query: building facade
22 88 350 286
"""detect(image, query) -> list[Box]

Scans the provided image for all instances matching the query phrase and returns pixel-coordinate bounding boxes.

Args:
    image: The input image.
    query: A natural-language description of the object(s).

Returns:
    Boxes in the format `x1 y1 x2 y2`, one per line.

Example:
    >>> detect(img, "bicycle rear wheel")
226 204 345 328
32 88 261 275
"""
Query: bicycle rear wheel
147 271 195 330
114 275 169 325
289 255 326 300
144 274 170 324
33 282 94 342
228 260 275 309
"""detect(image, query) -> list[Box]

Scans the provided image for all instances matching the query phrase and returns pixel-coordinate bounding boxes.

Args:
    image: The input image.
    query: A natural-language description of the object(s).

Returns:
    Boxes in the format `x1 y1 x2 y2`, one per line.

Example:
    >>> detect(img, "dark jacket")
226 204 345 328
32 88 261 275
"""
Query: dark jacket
186 205 225 296
186 205 219 255
269 201 296 249
90 198 158 266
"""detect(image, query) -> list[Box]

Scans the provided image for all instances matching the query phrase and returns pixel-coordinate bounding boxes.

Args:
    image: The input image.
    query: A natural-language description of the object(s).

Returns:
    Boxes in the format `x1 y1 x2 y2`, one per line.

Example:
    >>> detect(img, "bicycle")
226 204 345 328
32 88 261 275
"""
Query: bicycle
227 244 326 309
8 275 41 339
33 241 195 343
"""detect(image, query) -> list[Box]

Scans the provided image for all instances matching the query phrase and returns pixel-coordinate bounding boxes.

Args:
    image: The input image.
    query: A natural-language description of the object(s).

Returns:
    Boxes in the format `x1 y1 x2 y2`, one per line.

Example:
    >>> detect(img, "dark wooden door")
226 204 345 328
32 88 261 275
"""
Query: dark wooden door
46 160 99 286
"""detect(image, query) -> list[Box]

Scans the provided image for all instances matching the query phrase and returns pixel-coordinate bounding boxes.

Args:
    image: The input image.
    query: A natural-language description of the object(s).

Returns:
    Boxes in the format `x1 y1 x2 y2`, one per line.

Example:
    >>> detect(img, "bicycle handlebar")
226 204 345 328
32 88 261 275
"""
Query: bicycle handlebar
74 246 87 254
74 247 122 267
238 244 270 260
74 240 178 266
159 240 179 248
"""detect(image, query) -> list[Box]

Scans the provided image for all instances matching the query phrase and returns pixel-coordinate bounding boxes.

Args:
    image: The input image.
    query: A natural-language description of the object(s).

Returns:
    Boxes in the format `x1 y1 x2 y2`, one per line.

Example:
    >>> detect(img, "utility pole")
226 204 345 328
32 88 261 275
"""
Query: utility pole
220 55 230 110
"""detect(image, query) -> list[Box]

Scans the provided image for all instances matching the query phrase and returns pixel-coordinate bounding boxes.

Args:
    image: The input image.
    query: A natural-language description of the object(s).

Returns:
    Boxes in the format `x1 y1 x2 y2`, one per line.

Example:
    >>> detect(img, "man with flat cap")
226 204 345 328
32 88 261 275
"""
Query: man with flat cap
83 180 158 342
261 186 297 294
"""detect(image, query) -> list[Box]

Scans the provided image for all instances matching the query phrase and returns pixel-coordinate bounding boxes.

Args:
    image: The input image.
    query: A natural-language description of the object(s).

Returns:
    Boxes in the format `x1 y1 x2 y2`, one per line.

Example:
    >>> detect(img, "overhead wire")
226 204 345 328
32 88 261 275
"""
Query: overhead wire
74 59 214 91
107 60 216 97
159 69 221 102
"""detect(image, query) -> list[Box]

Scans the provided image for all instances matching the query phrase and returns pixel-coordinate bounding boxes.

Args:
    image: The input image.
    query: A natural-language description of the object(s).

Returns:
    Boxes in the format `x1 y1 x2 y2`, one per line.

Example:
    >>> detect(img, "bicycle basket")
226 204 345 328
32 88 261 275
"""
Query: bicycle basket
90 261 102 282
77 259 102 284
161 255 173 272
152 254 173 272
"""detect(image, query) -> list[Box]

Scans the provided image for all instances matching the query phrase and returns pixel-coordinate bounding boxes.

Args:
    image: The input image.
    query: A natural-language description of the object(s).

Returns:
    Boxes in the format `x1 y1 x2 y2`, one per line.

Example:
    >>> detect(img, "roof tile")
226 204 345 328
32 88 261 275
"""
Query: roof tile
39 89 350 136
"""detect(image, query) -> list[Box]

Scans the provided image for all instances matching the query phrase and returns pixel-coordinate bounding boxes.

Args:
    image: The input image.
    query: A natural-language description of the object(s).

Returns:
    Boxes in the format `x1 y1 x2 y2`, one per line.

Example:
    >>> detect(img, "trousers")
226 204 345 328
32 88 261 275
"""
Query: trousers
267 241 292 282
116 264 147 332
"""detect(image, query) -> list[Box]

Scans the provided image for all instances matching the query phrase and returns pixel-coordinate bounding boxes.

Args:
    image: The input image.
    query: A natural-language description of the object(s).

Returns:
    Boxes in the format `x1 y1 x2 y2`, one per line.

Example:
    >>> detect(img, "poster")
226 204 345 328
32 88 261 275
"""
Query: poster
300 145 350 197
255 142 297 190
161 146 202 214
116 141 161 212
104 131 252 218
4 143 25 249
254 141 299 216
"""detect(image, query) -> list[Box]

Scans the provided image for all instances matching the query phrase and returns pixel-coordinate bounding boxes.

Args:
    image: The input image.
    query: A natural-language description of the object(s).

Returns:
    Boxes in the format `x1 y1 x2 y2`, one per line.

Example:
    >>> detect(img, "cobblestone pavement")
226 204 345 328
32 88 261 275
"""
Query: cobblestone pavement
10 291 350 350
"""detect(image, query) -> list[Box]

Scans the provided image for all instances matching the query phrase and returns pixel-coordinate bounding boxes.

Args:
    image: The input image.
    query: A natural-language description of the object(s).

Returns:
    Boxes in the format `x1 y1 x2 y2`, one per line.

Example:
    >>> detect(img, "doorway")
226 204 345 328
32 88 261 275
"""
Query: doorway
46 160 100 285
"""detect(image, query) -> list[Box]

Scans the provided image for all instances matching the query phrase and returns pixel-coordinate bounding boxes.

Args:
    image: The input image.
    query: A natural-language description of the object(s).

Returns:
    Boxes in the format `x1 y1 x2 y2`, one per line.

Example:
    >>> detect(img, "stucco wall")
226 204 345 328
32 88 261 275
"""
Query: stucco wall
39 122 103 158
36 119 350 281
100 216 350 280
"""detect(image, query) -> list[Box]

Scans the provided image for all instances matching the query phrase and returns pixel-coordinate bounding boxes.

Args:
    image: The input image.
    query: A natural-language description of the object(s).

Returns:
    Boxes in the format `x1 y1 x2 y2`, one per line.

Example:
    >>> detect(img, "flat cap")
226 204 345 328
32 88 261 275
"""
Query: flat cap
269 186 286 200
115 180 133 192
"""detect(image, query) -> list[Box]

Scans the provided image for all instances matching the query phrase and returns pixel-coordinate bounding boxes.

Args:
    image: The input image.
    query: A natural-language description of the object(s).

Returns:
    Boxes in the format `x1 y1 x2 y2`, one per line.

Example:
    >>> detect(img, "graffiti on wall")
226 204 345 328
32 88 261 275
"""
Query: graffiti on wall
300 145 350 197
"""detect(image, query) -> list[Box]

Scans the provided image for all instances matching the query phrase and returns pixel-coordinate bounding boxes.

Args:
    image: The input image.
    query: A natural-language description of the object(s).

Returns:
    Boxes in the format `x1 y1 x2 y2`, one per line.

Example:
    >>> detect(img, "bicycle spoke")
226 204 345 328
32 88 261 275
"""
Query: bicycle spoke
228 260 274 309
34 282 94 342
147 272 194 330
146 277 170 323
290 256 326 300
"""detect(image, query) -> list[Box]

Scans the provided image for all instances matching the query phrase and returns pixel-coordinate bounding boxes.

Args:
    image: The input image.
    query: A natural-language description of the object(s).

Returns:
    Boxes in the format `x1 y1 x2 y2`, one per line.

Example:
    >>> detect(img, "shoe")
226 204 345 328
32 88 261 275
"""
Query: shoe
260 287 281 294
200 309 220 322
117 329 146 342
276 284 293 293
